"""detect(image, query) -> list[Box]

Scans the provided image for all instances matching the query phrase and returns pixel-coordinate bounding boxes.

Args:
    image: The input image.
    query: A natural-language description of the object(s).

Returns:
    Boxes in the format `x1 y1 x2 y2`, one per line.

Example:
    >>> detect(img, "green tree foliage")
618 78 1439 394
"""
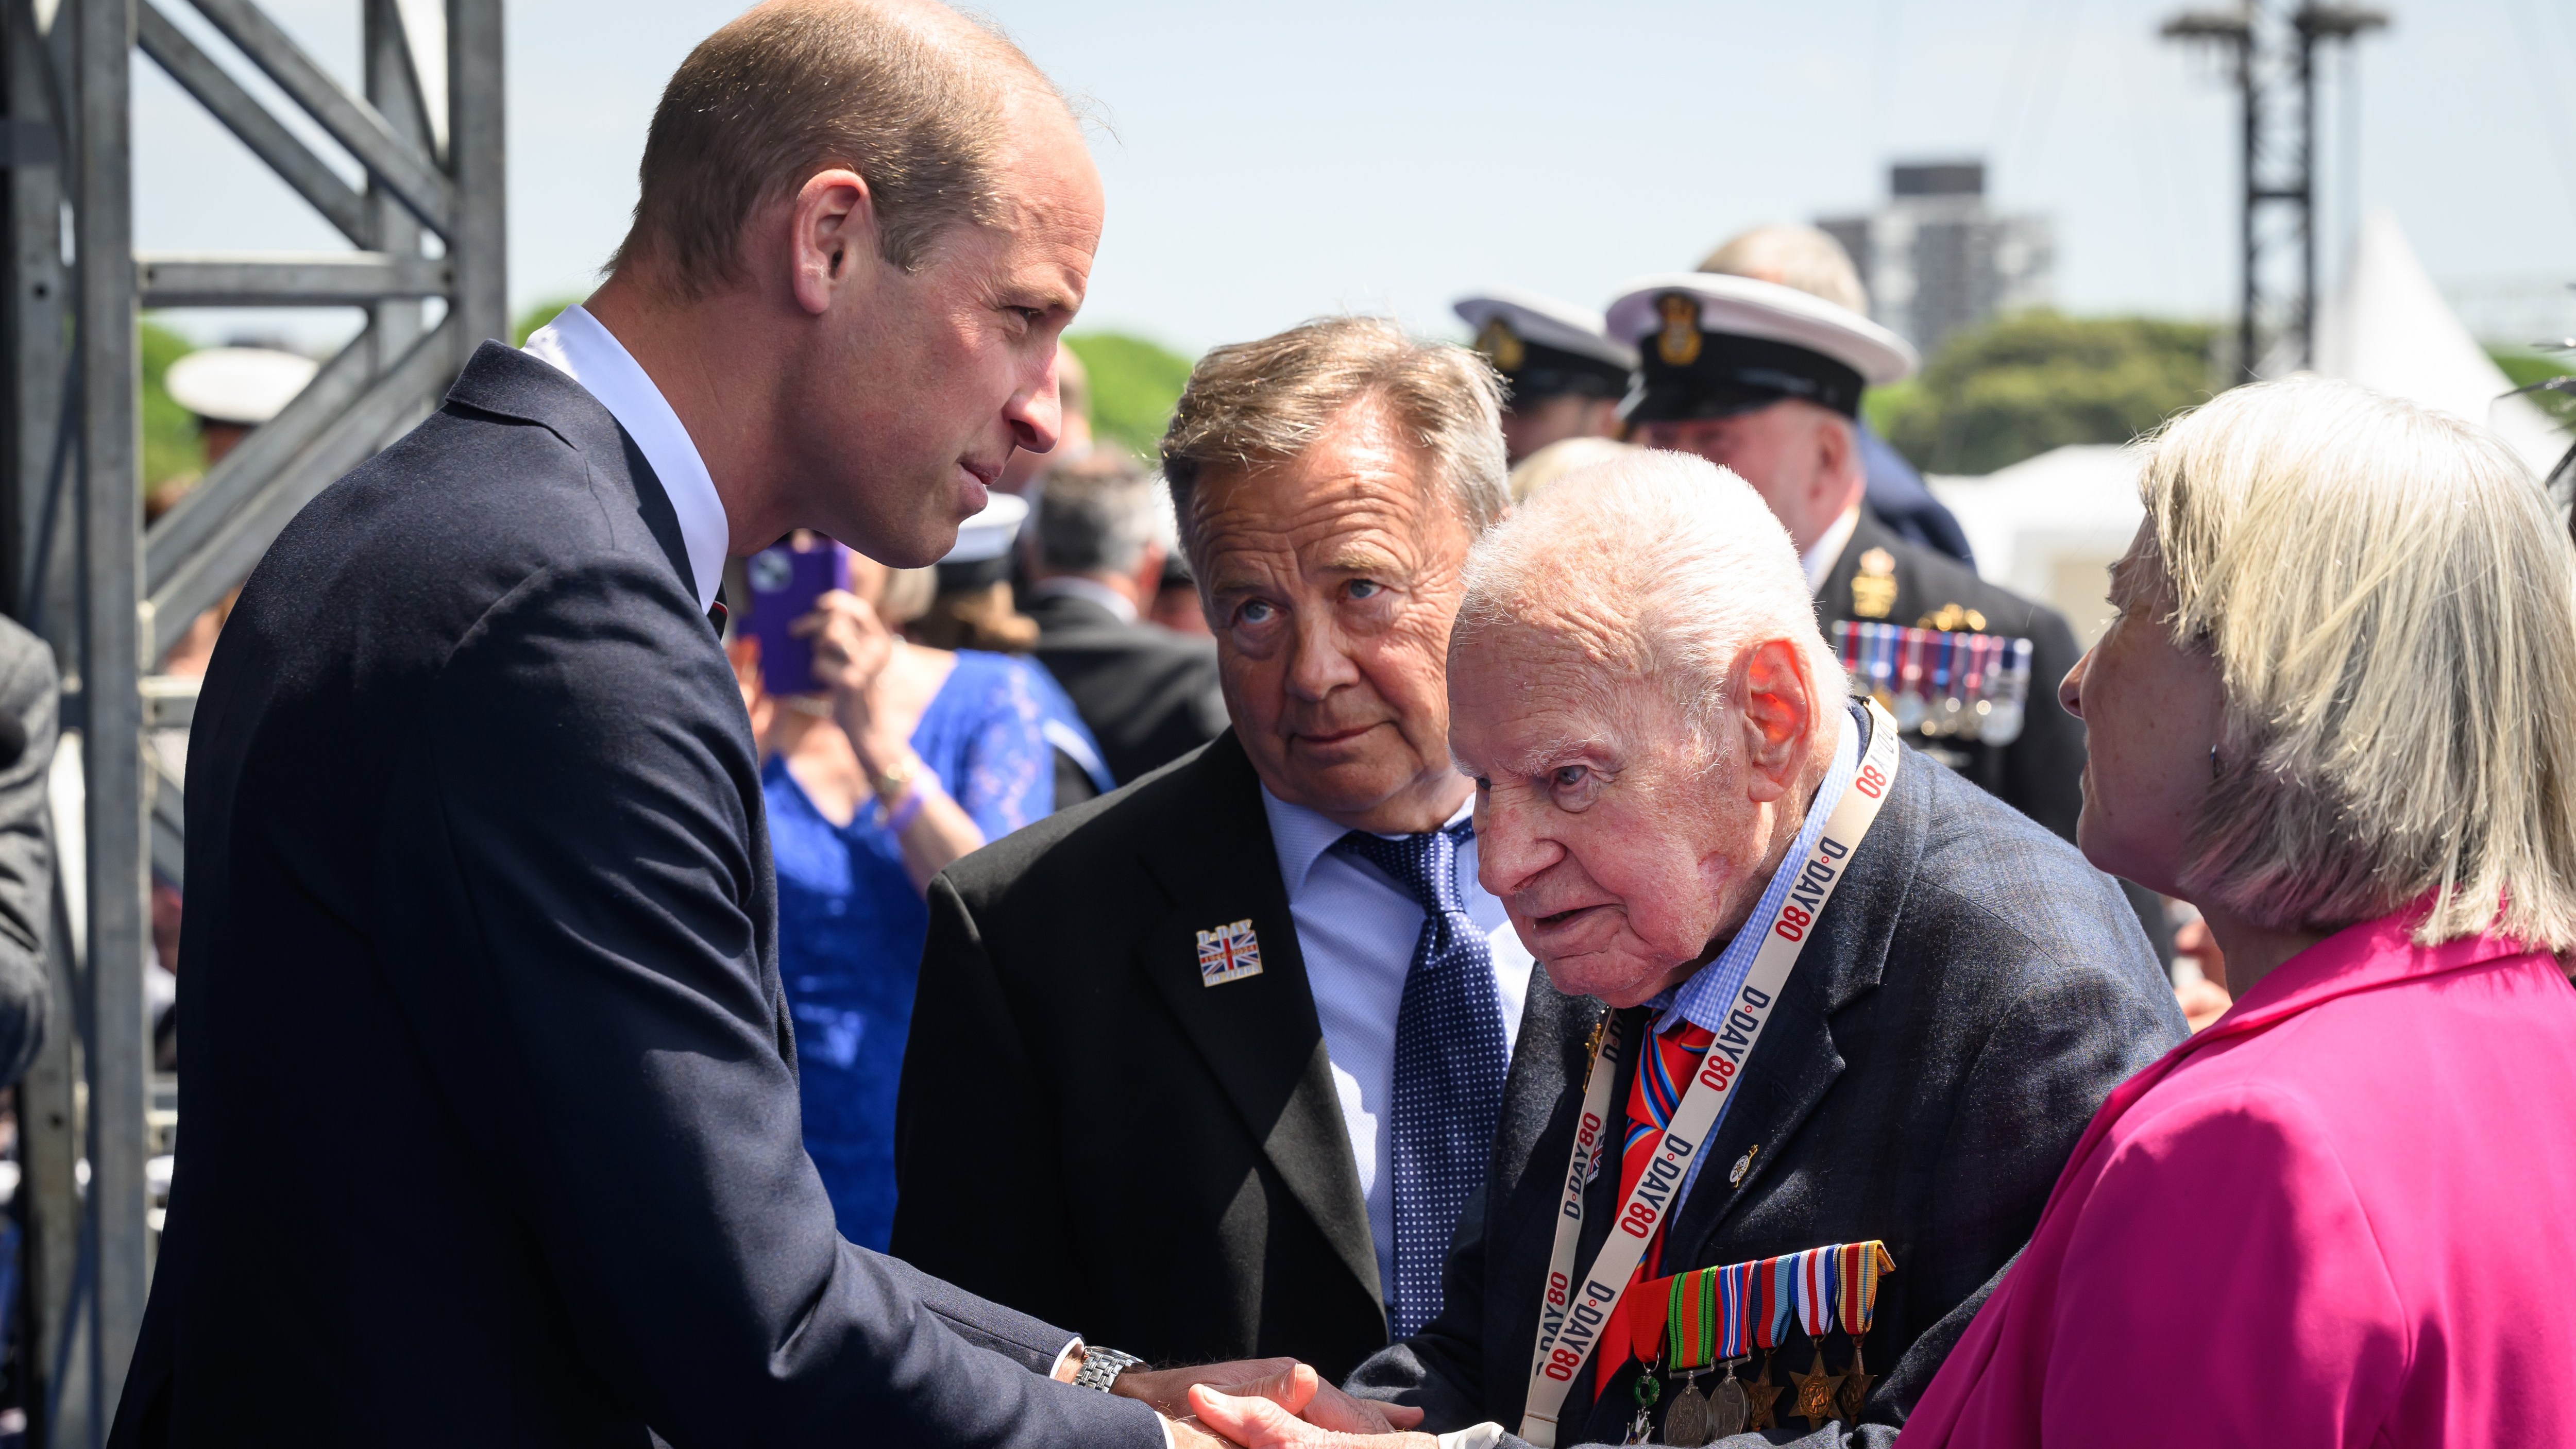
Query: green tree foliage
1872 311 2221 476
514 296 584 347
2490 347 2576 436
142 318 202 488
1065 331 1195 456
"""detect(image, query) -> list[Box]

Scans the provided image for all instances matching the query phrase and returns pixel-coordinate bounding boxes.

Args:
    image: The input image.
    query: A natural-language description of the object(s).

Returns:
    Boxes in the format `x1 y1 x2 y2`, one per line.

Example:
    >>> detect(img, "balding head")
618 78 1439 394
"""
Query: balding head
580 0 1103 573
1449 451 1847 1006
1699 224 1869 316
614 0 1073 296
1458 450 1841 755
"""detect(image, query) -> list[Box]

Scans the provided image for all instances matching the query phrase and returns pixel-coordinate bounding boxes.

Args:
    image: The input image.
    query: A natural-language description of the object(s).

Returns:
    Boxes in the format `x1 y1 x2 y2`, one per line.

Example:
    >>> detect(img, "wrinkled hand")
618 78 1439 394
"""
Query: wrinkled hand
1187 1366 1439 1448
1115 1359 1422 1435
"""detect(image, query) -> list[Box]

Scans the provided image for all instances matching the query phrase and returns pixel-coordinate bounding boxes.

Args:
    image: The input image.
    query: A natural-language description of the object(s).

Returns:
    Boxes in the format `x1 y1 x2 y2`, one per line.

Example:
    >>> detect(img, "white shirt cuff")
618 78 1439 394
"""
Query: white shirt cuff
1047 1336 1085 1382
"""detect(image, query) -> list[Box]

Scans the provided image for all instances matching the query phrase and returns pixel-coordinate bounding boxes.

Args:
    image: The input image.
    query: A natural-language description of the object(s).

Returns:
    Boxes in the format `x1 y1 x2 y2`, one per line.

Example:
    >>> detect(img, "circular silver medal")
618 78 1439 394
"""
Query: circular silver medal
1982 697 2025 745
1662 1376 1711 1447
1711 1374 1751 1438
1894 687 1927 734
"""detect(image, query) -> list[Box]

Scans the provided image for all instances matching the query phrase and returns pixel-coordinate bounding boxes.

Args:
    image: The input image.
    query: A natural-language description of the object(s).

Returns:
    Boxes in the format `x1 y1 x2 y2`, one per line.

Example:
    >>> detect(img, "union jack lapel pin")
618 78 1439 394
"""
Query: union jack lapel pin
1197 918 1264 986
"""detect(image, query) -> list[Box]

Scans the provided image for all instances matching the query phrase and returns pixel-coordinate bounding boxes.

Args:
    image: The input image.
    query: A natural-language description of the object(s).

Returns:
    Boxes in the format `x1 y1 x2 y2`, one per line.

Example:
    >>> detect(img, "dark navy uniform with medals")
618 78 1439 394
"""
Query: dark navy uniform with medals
1812 514 2087 839
1603 274 2089 843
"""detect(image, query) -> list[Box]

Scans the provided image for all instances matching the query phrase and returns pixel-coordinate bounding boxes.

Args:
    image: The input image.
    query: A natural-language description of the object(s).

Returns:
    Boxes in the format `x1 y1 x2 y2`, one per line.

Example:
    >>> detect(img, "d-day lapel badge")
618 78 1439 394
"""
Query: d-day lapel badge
1197 918 1264 986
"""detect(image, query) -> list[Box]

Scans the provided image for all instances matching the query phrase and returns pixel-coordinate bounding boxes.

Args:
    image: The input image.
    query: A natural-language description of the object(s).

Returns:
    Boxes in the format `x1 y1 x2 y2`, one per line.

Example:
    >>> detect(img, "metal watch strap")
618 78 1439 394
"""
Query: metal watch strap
1073 1345 1145 1393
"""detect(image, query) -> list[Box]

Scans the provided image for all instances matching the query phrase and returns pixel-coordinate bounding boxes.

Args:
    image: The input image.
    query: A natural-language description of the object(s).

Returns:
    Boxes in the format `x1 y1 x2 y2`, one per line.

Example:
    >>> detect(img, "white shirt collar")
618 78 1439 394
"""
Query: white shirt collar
1801 502 1863 593
1261 785 1478 901
521 304 729 613
1029 574 1140 625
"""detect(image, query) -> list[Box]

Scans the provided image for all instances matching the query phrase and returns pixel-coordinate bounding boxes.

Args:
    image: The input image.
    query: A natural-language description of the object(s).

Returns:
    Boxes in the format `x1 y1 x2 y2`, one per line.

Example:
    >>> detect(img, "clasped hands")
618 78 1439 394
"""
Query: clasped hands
1110 1359 1438 1448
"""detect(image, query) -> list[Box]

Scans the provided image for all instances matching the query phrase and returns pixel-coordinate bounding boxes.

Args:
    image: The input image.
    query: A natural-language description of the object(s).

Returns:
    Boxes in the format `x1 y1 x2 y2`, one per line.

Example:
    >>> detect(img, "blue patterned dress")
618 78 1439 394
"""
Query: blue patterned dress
765 650 1101 1249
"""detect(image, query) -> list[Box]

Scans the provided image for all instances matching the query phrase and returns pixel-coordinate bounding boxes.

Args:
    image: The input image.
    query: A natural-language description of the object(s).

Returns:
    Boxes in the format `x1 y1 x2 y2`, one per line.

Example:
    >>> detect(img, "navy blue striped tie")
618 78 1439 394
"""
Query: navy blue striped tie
1334 820 1509 1338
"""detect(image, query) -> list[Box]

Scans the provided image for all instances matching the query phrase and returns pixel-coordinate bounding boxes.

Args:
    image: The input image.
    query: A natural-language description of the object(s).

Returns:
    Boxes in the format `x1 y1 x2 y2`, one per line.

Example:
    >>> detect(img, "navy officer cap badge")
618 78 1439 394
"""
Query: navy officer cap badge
1453 289 1637 408
1605 273 1917 425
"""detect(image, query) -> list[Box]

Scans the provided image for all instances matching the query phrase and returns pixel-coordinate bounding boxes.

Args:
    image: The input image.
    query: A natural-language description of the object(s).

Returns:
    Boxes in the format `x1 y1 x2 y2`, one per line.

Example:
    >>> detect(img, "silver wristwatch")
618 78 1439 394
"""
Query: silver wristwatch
1072 1344 1145 1393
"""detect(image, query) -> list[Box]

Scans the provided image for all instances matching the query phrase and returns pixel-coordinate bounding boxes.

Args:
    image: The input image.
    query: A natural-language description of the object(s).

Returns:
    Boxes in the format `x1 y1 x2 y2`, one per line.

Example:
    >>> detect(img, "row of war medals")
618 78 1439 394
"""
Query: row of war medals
1622 1241 1896 1446
1830 621 2035 746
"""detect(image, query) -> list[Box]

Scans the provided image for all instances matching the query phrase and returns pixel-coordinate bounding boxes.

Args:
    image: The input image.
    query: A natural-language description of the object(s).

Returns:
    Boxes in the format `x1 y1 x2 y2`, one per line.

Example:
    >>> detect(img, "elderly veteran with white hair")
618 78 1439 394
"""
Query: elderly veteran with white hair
1903 378 2576 1448
1189 452 2182 1449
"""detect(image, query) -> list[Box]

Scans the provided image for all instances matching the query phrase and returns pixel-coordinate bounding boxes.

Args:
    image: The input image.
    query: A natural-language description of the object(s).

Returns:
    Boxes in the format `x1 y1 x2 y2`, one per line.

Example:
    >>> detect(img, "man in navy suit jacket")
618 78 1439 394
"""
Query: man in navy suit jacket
109 5 1406 1444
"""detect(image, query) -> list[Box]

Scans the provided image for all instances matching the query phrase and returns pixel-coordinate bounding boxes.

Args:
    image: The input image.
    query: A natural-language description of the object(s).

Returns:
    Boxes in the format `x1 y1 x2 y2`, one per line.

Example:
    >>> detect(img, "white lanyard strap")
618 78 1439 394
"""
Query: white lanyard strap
1517 701 1900 1446
1525 1008 1632 1388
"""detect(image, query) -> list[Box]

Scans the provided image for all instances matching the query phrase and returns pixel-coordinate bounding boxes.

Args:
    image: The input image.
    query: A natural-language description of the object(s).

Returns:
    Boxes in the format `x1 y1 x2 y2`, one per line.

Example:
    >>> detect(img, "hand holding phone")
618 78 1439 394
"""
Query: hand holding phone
744 538 851 696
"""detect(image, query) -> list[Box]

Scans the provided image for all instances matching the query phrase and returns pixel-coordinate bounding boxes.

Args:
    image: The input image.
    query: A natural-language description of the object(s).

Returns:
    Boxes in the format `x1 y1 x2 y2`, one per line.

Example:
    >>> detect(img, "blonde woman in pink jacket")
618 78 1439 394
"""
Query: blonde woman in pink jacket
1902 375 2576 1448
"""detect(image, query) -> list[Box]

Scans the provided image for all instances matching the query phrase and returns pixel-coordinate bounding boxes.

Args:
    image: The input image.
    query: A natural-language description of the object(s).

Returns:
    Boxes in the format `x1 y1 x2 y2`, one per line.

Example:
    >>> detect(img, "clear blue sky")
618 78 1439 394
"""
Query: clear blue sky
135 0 2576 356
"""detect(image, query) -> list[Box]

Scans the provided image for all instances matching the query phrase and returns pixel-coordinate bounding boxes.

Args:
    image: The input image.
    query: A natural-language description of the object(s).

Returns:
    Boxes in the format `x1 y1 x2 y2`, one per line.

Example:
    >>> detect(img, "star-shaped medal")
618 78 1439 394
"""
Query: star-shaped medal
1790 1345 1845 1429
1744 1353 1784 1431
1835 1342 1874 1424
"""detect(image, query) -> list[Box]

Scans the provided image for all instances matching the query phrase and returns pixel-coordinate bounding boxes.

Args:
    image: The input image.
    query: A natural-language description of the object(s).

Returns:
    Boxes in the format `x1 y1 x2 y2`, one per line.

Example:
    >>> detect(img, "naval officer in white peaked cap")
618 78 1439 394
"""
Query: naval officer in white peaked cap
1453 290 1636 465
1602 272 2094 850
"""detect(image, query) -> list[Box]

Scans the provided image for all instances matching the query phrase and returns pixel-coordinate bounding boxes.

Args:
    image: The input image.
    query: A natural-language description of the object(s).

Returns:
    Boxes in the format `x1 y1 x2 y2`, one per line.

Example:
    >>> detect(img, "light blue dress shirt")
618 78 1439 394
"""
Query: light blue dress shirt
1261 788 1536 1301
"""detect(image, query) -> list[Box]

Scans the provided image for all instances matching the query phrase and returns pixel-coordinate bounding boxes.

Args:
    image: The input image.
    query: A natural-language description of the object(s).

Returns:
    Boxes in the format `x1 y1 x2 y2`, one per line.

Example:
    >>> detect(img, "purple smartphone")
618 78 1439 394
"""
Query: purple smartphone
744 538 850 696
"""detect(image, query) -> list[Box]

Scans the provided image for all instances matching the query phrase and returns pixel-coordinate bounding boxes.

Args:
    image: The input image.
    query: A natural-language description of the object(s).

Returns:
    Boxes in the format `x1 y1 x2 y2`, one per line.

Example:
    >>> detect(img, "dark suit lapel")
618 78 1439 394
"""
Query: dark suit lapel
1132 734 1383 1310
1662 711 1928 1268
611 428 697 605
1562 1002 1649 1435
444 341 701 613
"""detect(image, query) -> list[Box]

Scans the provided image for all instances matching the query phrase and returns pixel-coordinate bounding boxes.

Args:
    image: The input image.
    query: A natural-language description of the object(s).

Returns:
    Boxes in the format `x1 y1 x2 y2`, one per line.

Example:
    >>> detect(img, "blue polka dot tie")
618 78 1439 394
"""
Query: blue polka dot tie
1334 820 1509 1339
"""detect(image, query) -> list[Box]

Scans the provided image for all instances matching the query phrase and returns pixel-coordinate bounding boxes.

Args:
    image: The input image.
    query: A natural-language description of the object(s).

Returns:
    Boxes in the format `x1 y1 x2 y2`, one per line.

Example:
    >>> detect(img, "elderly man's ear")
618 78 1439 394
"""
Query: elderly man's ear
1736 637 1816 806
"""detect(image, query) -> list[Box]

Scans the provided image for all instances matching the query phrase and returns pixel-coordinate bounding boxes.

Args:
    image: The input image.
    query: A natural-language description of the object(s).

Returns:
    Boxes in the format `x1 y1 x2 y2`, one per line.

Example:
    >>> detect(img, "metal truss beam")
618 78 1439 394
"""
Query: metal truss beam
3 4 507 1443
136 251 453 307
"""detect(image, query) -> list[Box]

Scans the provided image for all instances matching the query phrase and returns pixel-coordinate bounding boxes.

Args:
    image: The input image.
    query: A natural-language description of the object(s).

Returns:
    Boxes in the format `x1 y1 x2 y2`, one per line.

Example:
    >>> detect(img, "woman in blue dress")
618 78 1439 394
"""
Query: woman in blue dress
732 543 1105 1250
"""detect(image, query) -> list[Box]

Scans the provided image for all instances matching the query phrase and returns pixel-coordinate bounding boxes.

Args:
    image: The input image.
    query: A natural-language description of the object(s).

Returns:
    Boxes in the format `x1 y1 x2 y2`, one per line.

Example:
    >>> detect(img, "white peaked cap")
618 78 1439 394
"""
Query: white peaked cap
1453 289 1640 371
1603 273 1919 386
163 346 320 426
942 491 1030 564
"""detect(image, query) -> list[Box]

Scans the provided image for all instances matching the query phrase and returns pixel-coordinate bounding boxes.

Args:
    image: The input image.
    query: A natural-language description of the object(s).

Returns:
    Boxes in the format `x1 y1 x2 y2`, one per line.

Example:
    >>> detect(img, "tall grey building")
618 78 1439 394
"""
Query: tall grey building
1819 161 2054 361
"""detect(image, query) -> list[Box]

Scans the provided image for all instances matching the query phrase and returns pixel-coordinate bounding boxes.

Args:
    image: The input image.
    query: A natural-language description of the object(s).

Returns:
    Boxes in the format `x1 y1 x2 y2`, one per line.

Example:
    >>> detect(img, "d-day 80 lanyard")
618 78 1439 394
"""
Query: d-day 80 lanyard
1519 700 1901 1447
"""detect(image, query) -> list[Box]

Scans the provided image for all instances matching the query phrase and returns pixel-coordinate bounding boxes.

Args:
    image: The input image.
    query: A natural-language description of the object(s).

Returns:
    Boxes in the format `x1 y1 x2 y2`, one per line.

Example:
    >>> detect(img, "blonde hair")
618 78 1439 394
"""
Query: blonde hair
1160 317 1509 574
2140 375 2576 951
1699 225 1869 316
1459 450 1846 762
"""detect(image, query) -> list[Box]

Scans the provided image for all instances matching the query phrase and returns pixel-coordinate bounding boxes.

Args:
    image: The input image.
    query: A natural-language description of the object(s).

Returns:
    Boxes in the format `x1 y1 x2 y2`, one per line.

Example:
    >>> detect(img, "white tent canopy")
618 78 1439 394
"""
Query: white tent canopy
1928 214 2570 647
1928 445 2142 648
2315 211 2568 479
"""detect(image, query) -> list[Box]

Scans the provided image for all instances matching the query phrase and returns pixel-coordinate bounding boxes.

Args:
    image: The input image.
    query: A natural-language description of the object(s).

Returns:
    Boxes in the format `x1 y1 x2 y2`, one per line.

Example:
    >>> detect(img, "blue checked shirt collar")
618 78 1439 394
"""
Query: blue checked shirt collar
1650 703 1865 1036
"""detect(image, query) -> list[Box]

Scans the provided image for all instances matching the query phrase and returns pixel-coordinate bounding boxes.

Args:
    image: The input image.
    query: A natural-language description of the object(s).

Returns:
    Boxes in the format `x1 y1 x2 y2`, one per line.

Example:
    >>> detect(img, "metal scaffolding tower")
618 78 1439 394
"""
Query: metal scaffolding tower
2162 2 2388 379
0 2 503 1440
